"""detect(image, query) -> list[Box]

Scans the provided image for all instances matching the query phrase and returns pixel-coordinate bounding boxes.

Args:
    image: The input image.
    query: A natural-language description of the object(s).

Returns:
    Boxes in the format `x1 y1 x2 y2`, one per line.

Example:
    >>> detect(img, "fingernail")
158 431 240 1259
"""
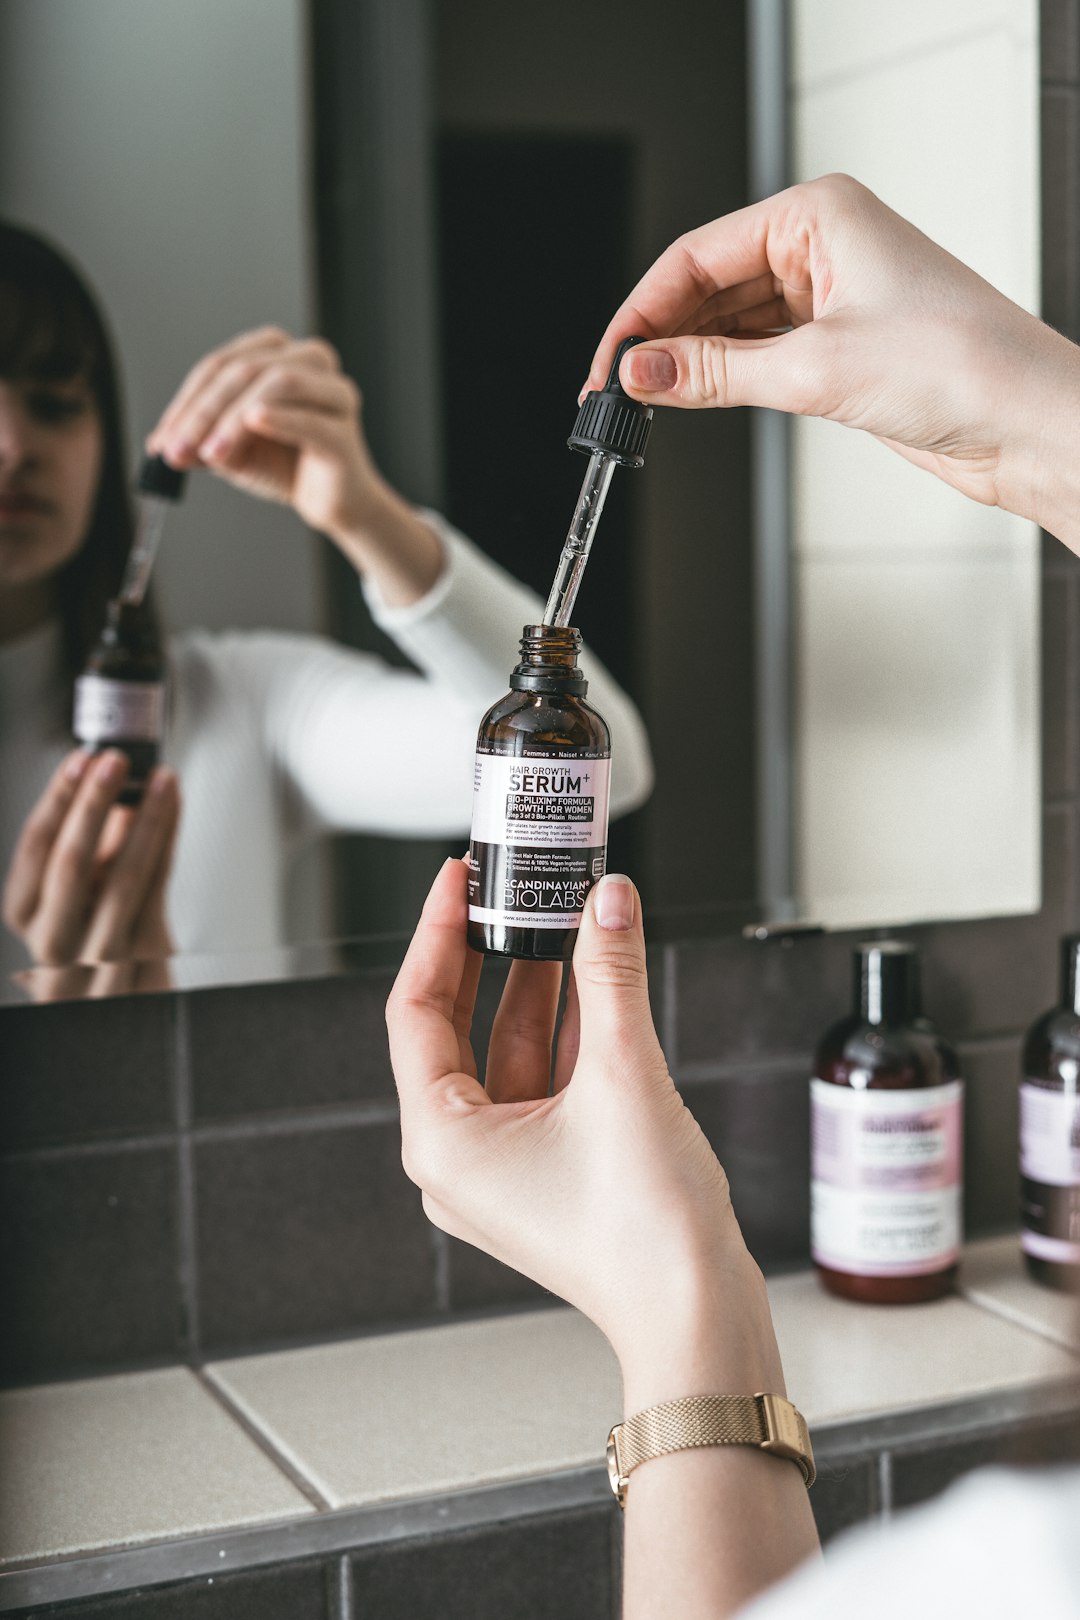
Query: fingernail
148 768 172 798
595 873 634 931
168 439 195 464
202 433 231 460
64 750 90 783
624 348 677 392
96 750 126 783
577 383 591 406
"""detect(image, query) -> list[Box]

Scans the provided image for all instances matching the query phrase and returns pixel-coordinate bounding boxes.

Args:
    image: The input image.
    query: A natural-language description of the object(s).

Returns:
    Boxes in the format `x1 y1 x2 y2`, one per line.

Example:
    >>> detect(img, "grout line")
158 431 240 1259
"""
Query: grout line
336 1552 354 1620
432 1227 451 1312
174 998 201 1357
876 1451 893 1523
196 1365 334 1513
959 1286 1080 1361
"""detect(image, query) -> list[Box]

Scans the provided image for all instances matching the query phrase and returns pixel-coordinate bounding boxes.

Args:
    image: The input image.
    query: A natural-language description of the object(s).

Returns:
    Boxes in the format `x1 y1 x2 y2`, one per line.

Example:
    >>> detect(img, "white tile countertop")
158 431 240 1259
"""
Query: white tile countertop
1 1237 1076 1574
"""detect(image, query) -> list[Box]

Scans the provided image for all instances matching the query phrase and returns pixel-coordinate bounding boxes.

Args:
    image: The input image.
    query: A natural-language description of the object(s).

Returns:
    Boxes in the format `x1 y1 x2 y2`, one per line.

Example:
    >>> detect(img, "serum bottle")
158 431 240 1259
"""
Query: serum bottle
811 942 964 1303
72 454 184 803
1020 935 1080 1290
467 625 610 961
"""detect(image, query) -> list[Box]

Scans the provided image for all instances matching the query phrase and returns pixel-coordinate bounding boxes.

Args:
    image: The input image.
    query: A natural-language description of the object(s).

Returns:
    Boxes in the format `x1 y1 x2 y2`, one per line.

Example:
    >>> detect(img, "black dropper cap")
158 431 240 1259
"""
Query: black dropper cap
855 941 921 1026
137 453 187 502
1060 934 1080 1015
568 336 653 467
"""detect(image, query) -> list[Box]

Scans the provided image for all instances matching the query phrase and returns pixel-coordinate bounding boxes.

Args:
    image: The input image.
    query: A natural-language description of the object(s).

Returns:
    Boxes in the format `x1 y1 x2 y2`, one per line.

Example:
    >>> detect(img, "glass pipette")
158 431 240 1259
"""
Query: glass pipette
542 337 653 628
118 455 187 606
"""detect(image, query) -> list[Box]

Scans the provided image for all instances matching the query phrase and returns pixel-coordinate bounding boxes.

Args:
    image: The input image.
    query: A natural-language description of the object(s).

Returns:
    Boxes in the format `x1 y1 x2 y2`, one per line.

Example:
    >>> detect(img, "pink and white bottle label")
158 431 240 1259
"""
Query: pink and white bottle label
810 1078 963 1276
1019 1082 1080 1265
74 675 164 744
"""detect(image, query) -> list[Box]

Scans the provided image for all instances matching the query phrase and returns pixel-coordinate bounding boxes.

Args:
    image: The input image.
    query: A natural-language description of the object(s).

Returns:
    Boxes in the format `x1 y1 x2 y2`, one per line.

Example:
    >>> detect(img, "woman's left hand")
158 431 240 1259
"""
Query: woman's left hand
146 327 382 547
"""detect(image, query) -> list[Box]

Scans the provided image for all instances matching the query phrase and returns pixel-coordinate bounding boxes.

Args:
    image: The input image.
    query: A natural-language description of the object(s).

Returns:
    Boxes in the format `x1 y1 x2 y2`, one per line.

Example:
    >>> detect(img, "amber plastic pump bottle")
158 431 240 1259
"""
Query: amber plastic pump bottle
1020 935 1080 1290
811 942 964 1304
467 624 610 961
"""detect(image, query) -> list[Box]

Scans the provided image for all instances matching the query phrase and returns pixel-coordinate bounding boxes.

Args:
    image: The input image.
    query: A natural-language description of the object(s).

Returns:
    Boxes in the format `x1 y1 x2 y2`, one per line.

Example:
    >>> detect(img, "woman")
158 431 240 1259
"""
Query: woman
388 176 1080 1619
0 222 653 972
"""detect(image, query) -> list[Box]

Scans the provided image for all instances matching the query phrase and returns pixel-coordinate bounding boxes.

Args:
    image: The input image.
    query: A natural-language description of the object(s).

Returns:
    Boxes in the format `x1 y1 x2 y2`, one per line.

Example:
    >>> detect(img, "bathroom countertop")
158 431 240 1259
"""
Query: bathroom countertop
1 1234 1077 1610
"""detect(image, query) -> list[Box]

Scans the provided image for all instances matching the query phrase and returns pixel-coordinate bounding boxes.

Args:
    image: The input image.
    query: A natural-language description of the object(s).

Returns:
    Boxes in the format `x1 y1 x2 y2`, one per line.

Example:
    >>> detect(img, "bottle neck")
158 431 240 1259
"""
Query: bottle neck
1061 936 1080 1015
856 943 921 1026
509 624 588 696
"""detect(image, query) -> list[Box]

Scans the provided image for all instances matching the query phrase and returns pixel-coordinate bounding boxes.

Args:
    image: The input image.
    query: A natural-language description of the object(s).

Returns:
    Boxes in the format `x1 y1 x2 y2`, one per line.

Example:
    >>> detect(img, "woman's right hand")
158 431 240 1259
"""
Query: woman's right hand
2 749 180 966
586 173 1080 545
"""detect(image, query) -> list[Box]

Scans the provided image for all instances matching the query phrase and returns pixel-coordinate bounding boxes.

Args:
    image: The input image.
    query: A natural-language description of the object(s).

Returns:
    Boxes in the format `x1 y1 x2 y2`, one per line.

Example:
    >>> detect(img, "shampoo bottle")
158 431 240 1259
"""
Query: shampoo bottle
811 942 963 1303
1020 935 1080 1290
467 624 610 961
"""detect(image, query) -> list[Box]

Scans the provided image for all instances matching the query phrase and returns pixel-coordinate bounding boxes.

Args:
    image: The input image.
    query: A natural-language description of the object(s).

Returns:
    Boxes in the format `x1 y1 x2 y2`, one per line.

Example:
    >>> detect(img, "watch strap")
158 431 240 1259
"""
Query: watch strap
607 1393 814 1506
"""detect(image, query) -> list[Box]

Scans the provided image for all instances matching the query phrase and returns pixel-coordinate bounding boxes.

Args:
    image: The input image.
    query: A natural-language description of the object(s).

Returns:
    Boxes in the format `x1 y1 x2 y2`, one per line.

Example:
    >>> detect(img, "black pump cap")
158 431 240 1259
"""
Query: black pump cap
855 941 921 1026
568 336 653 467
137 453 187 501
1060 934 1080 1015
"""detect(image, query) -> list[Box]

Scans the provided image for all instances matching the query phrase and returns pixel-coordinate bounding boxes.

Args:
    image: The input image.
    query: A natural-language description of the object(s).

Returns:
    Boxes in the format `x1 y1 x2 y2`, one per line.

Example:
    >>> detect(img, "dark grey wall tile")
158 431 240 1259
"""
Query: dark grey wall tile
680 1067 811 1267
0 1147 180 1384
892 1410 1080 1509
1043 0 1080 83
810 1456 879 1544
910 809 1071 1039
21 1559 331 1618
194 1123 435 1351
1043 575 1075 803
1042 85 1080 339
958 1038 1023 1236
672 932 851 1070
446 1236 551 1311
188 973 396 1122
349 1507 615 1620
0 996 175 1153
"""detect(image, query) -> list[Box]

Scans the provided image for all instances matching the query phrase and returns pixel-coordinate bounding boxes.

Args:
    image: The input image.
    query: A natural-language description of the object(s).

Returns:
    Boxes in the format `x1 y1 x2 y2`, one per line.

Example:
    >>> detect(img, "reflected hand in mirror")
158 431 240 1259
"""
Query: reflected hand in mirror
588 173 1080 551
0 224 654 986
2 748 178 967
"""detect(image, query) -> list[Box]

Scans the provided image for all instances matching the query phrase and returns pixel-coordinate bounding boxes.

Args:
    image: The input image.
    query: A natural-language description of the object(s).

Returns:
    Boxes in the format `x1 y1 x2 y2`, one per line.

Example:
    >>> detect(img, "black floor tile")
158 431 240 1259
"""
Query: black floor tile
20 1559 330 1618
446 1237 551 1311
0 1147 181 1383
810 1455 879 1544
892 1410 1080 1509
680 1067 812 1268
1 995 175 1152
349 1507 615 1620
187 972 397 1122
193 1123 436 1351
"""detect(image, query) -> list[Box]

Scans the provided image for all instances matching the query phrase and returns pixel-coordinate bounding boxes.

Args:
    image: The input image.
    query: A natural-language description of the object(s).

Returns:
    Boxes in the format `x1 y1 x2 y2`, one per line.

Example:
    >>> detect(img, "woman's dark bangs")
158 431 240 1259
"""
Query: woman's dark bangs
0 270 102 385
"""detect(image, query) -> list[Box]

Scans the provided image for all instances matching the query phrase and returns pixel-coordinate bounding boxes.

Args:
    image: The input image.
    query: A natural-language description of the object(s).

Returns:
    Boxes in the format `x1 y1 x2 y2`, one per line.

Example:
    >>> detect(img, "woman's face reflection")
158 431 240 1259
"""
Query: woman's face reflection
0 374 102 594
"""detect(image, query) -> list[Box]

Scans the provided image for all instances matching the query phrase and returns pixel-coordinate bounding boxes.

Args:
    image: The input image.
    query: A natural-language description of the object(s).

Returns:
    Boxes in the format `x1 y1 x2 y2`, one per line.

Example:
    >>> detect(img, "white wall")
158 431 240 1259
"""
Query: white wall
788 0 1041 927
0 0 320 637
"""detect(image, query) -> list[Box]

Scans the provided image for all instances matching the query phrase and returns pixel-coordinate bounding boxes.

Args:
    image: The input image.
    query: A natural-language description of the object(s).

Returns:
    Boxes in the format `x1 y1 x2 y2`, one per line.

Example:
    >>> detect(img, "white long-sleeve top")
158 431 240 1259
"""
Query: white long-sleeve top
742 1465 1080 1619
0 514 653 971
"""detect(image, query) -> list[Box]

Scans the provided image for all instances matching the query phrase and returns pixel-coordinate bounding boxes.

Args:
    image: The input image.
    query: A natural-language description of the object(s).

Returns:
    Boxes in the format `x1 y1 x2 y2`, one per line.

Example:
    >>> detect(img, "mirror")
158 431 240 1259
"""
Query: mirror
0 0 1042 1003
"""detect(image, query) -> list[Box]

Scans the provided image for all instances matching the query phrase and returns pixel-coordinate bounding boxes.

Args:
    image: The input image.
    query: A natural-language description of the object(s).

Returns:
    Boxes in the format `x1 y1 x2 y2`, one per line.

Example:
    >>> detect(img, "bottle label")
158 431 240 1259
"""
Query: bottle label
810 1078 963 1276
468 745 611 930
1020 1081 1080 1265
74 675 164 744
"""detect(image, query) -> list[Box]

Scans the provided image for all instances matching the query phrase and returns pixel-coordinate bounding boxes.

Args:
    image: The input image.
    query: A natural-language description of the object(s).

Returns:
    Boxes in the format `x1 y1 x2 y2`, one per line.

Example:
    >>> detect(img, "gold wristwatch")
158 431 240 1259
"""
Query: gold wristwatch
606 1393 815 1507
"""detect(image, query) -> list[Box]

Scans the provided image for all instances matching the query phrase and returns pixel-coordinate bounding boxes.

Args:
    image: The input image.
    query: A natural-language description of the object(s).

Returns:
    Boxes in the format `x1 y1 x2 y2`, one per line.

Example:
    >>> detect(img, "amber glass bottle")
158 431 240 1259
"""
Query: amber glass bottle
811 942 963 1304
73 599 165 806
467 625 610 961
1020 935 1080 1291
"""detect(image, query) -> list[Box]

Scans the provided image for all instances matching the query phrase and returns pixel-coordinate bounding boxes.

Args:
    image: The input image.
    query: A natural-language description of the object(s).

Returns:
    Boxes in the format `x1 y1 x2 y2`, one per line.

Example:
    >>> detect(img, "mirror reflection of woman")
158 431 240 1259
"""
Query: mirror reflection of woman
0 223 653 974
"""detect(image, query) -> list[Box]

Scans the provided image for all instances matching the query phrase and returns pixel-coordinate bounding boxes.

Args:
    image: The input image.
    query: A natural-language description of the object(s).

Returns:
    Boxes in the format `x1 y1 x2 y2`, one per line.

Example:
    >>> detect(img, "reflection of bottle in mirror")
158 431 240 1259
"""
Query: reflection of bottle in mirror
467 624 610 961
1020 935 1080 1291
73 599 165 806
811 942 963 1304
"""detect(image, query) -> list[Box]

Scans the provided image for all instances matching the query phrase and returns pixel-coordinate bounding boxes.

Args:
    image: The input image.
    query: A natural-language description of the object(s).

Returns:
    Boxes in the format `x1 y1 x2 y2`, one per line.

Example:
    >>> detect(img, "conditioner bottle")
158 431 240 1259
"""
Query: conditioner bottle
468 624 610 961
811 942 963 1303
1020 935 1080 1290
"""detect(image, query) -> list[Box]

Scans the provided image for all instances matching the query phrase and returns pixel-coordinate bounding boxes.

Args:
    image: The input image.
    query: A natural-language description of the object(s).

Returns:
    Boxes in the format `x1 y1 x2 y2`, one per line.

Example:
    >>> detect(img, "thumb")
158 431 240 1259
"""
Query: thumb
620 332 799 412
572 874 665 1069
